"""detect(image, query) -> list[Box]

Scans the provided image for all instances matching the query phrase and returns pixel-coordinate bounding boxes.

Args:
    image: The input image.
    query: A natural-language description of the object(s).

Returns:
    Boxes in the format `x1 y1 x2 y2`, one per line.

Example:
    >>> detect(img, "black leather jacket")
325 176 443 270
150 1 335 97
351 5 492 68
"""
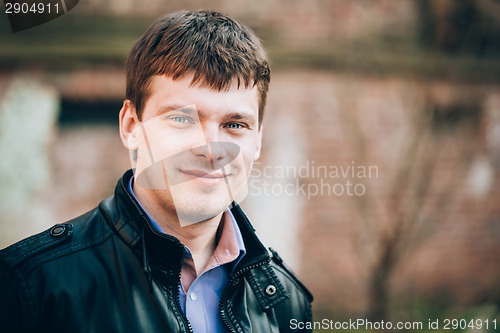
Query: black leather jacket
0 170 313 332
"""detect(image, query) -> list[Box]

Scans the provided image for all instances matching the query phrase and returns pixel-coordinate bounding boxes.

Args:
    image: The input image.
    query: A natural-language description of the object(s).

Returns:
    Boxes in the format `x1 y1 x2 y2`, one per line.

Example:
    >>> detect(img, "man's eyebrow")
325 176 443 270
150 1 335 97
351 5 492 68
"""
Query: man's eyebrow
226 112 253 120
156 105 256 123
227 112 258 125
157 104 196 114
195 109 257 123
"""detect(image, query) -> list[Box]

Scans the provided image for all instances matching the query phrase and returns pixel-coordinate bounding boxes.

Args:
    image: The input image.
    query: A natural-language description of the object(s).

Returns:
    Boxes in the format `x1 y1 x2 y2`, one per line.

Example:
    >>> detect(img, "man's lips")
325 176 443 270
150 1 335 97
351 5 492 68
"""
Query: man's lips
180 169 227 179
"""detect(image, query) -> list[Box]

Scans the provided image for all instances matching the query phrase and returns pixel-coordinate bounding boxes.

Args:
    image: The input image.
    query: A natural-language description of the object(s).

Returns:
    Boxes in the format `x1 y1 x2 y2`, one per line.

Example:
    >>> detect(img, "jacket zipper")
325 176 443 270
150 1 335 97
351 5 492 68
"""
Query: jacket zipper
219 258 270 333
138 207 193 332
174 287 194 333
174 250 194 333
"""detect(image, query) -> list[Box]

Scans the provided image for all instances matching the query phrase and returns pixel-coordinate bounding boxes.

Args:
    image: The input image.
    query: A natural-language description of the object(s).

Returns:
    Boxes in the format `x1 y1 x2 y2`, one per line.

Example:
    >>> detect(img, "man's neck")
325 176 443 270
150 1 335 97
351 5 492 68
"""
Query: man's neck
133 184 223 275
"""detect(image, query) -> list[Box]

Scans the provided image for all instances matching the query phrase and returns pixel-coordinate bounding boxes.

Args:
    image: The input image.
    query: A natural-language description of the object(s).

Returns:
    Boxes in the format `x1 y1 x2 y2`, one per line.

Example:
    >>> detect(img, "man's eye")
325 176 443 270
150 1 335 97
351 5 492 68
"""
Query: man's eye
226 123 244 130
172 116 189 123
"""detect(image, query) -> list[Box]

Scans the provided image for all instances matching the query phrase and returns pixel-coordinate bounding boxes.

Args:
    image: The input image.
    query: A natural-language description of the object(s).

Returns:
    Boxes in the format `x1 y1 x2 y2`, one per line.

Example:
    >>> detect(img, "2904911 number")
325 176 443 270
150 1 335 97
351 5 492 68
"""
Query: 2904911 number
443 318 497 330
5 2 60 14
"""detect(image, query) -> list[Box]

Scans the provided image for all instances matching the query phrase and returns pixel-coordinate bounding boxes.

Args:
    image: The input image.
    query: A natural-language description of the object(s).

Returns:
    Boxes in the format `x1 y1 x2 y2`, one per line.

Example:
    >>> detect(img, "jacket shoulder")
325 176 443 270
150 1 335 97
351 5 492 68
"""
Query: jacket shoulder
0 207 108 271
268 247 314 303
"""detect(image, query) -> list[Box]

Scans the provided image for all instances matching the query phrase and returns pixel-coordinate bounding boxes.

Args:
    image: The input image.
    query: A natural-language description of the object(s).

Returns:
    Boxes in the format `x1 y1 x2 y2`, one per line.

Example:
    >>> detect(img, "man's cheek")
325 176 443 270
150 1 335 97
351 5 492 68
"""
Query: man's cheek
227 153 249 204
144 133 205 163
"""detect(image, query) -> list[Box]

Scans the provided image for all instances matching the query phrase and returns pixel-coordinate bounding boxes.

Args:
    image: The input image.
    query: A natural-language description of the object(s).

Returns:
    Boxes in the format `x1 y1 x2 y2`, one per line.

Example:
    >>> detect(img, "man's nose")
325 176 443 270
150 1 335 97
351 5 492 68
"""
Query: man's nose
191 143 240 172
191 142 225 162
191 124 222 161
190 125 240 167
201 123 219 145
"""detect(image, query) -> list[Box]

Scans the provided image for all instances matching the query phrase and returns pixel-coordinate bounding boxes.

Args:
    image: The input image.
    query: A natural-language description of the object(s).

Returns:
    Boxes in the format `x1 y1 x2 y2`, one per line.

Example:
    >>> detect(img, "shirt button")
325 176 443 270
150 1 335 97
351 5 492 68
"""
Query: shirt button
190 292 197 301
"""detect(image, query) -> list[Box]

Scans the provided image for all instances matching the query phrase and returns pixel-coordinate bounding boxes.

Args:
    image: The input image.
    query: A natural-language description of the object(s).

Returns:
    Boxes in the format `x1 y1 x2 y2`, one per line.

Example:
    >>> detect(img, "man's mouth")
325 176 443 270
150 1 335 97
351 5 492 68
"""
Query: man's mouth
179 169 228 184
180 169 225 178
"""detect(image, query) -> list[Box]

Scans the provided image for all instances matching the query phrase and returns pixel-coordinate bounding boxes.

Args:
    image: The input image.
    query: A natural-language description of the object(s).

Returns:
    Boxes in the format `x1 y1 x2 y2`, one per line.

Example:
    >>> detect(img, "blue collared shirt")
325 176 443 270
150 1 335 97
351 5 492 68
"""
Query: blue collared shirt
128 178 246 332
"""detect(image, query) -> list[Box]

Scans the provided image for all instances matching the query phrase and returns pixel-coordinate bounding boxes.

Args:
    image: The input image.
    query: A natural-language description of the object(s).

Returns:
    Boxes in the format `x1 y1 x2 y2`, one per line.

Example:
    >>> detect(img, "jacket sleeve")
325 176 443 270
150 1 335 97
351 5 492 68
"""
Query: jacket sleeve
0 259 28 333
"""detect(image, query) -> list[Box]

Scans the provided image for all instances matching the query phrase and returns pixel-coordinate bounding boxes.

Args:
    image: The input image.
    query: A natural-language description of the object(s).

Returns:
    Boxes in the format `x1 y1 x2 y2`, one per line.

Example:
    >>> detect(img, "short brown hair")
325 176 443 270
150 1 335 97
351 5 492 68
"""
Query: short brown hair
126 10 270 126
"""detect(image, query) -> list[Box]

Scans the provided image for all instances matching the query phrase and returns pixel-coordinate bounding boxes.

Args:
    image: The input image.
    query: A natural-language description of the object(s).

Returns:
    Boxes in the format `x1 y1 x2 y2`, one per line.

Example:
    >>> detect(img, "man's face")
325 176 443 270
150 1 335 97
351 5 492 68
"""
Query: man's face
122 75 262 226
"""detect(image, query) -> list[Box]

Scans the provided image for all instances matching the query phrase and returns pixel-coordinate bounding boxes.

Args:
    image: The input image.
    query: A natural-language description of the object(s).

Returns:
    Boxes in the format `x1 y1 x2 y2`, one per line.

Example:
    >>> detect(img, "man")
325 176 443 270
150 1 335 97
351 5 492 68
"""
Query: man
0 10 313 333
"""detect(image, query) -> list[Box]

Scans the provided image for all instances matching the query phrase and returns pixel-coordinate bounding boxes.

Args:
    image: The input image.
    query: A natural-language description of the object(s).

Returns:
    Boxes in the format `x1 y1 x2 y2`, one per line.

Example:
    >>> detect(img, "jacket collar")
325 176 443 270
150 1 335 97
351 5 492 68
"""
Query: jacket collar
108 170 271 281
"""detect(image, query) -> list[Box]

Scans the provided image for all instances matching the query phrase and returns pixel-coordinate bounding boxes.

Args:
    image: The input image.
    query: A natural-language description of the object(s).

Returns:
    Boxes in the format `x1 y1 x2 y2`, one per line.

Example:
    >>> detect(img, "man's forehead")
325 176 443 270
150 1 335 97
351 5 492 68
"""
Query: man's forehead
149 74 257 94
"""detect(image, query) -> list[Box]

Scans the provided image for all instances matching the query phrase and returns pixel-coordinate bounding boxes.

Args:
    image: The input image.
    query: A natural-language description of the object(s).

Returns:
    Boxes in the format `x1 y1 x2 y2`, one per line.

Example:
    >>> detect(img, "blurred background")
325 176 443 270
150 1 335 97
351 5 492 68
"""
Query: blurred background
1 0 499 330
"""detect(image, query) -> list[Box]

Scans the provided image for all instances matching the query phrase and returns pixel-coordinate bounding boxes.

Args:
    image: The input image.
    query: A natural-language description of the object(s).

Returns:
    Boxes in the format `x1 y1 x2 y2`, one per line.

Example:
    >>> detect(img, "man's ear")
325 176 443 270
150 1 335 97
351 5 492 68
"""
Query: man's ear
119 100 139 150
254 124 263 161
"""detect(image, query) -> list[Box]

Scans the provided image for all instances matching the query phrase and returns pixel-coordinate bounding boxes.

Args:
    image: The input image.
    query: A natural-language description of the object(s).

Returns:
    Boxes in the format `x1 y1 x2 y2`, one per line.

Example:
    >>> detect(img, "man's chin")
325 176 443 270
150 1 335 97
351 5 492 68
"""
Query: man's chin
170 193 231 227
175 206 227 227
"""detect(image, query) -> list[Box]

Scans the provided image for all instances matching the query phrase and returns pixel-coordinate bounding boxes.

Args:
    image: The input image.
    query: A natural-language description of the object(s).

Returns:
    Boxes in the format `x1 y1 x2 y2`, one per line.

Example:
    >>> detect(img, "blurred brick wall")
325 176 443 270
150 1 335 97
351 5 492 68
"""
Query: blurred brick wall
249 70 500 317
76 0 417 42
